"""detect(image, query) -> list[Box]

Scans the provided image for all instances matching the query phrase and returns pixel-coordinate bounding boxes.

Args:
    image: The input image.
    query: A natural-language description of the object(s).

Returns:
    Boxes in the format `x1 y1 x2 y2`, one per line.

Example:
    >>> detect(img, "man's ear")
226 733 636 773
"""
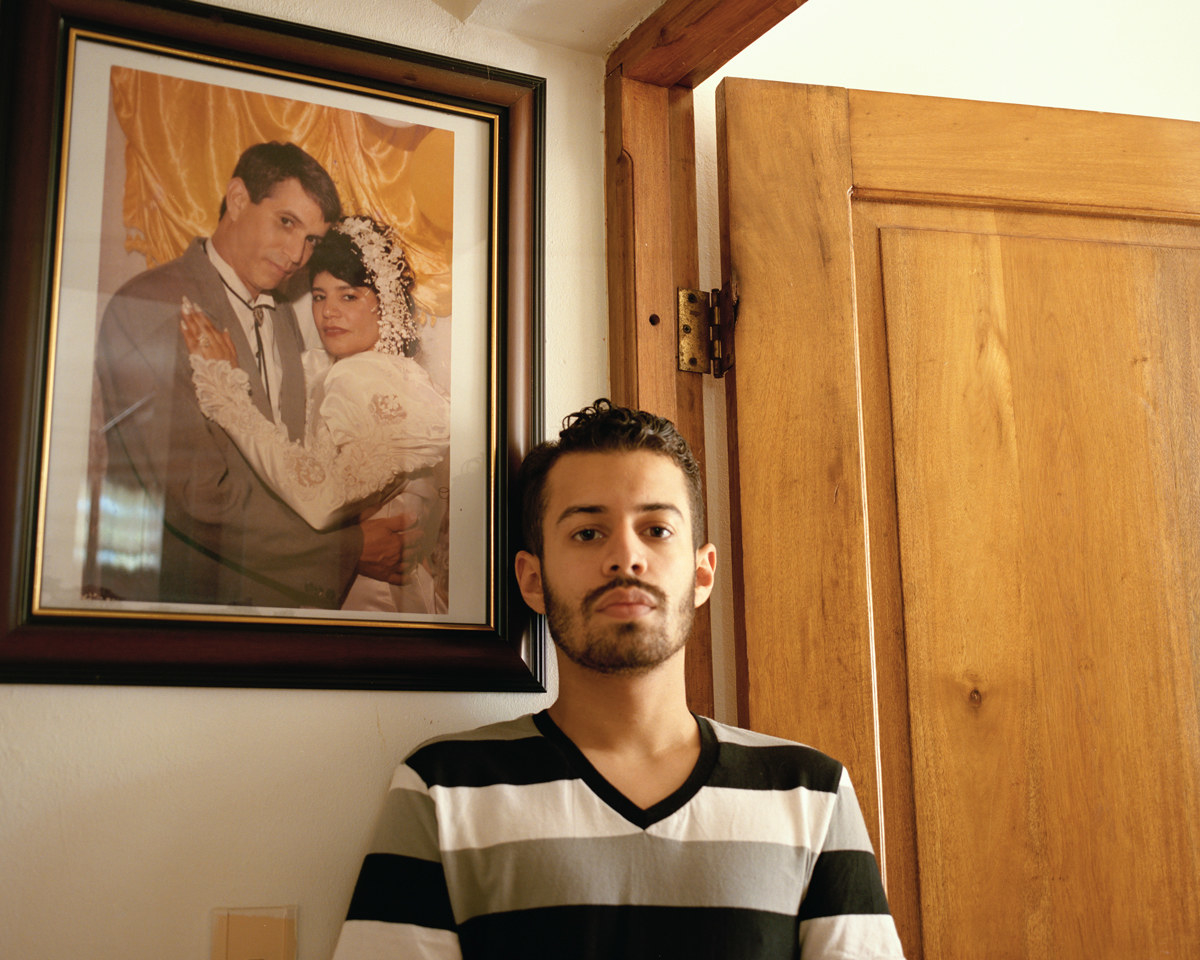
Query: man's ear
514 550 546 614
693 542 717 608
224 177 251 220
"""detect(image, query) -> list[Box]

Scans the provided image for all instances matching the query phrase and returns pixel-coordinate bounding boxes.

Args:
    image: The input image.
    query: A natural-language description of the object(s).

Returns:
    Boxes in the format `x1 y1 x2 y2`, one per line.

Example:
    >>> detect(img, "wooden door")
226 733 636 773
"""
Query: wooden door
717 80 1200 959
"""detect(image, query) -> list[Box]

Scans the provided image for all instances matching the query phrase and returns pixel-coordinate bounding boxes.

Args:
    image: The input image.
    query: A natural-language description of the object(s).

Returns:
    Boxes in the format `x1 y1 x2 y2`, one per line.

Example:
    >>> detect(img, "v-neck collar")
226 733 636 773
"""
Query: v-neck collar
532 709 718 829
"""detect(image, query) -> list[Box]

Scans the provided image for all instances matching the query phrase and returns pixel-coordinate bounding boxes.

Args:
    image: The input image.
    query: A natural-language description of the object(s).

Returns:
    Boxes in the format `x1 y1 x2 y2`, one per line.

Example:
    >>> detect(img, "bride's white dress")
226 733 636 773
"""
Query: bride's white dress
190 349 450 613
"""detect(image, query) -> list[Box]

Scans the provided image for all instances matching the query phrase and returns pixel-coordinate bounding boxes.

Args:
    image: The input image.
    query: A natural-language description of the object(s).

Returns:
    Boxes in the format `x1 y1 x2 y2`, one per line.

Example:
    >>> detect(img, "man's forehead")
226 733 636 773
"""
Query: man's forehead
261 177 326 221
544 449 689 515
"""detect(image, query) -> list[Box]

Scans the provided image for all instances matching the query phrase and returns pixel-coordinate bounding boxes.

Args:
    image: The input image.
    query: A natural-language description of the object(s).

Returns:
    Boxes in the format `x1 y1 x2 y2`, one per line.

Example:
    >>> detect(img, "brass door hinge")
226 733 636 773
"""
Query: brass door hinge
677 283 738 378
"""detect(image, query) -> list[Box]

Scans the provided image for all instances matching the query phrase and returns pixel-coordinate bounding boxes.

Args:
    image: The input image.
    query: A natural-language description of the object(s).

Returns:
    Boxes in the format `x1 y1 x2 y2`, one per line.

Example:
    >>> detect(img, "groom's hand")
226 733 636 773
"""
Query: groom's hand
357 511 422 585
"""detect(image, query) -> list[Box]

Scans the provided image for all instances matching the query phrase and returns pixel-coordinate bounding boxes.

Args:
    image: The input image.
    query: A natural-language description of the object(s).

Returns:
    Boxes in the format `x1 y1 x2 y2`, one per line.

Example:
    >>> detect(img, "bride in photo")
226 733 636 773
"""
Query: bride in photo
181 215 451 614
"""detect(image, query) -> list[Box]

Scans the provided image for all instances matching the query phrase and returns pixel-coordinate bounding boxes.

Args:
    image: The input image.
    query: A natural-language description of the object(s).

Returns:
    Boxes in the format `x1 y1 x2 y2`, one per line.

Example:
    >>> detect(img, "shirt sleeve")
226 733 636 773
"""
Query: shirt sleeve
798 768 907 959
189 352 449 531
331 764 463 960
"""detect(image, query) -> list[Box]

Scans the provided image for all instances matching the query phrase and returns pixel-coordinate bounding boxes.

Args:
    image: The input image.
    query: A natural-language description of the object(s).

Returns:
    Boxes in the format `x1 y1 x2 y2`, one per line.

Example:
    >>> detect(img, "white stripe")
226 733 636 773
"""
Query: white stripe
799 913 906 958
707 718 817 750
427 777 857 855
331 919 462 960
648 784 840 850
826 772 875 852
431 779 642 852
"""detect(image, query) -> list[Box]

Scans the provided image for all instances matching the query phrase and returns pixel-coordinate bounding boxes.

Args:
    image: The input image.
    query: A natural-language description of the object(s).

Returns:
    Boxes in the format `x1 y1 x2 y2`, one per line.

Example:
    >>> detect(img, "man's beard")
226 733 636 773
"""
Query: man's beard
543 573 696 675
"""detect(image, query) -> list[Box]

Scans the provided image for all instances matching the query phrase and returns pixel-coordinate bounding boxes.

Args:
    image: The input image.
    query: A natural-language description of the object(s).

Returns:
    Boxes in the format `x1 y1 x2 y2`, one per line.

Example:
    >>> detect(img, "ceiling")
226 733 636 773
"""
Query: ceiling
429 0 666 57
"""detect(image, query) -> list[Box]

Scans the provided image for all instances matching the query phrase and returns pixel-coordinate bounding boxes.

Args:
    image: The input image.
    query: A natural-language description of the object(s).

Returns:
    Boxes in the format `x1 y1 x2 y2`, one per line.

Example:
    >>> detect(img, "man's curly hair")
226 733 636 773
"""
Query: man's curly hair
517 399 705 556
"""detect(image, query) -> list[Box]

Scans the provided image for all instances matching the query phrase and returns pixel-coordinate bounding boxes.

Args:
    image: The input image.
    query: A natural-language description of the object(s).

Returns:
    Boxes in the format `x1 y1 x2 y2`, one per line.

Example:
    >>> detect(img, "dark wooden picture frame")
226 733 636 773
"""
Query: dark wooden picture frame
0 0 545 690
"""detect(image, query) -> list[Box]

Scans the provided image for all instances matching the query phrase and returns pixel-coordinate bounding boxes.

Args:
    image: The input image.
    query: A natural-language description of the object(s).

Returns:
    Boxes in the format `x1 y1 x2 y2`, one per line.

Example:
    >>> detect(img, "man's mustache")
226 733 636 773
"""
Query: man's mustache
581 576 667 613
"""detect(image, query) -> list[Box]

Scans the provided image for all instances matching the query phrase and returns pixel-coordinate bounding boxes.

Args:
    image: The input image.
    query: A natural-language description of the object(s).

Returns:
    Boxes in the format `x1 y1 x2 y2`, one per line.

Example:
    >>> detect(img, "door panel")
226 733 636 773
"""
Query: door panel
884 224 1200 958
718 80 1200 959
880 226 1030 955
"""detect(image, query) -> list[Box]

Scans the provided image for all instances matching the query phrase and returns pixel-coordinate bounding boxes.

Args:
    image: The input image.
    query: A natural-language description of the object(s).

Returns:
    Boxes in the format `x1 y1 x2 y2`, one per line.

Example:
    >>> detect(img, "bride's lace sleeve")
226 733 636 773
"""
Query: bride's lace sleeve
189 353 449 531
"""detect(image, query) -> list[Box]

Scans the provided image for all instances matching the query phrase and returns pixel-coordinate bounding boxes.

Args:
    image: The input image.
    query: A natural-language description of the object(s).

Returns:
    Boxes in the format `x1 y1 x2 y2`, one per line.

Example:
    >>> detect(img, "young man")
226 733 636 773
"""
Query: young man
89 141 417 607
332 399 906 958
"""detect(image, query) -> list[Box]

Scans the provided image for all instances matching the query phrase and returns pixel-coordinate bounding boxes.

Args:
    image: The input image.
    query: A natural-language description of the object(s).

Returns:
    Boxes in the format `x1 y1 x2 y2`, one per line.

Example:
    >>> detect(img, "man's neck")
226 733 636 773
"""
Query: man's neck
548 650 700 808
208 223 262 301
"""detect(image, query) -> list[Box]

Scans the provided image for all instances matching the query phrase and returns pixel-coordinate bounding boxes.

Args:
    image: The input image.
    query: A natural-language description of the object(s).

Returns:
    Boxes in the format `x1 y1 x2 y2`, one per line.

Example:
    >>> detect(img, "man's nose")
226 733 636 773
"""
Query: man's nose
284 232 309 266
604 526 646 576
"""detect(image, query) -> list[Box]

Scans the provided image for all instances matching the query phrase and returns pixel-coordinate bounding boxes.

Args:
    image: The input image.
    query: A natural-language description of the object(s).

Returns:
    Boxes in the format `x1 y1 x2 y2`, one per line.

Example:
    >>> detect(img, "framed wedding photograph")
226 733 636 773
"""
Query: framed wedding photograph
0 0 545 689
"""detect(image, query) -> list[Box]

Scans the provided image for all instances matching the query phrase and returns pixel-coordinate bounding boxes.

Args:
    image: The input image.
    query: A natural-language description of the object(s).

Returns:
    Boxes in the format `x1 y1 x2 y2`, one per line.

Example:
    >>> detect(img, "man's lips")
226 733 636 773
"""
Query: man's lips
590 587 658 619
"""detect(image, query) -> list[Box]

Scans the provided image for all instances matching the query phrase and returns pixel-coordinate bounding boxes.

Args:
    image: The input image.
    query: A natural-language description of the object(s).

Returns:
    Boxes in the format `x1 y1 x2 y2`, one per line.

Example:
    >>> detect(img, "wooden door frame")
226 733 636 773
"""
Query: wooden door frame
604 0 808 715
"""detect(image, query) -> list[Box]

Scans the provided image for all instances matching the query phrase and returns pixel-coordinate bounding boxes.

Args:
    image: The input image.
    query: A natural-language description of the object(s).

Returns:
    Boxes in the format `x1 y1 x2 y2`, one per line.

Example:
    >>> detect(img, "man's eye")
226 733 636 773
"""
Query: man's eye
572 529 600 542
646 526 672 539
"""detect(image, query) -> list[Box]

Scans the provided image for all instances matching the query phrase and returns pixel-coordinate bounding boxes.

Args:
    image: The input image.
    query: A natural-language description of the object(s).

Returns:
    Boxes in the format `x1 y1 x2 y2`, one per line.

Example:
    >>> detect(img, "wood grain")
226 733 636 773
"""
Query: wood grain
604 74 676 418
850 89 1200 215
883 226 1041 957
717 79 883 839
849 204 924 947
607 0 807 89
1004 234 1200 957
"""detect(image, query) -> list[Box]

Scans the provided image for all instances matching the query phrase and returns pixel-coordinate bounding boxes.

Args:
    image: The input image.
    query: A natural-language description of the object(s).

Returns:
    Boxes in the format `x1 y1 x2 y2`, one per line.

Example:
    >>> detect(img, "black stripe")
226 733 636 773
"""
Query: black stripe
708 739 843 794
408 717 843 796
344 853 455 931
407 734 577 788
798 849 891 921
459 904 798 960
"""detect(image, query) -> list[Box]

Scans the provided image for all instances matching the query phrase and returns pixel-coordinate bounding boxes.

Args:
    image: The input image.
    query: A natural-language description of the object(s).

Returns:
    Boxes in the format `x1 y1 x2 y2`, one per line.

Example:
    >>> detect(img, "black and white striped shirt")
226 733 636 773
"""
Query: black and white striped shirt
332 711 905 959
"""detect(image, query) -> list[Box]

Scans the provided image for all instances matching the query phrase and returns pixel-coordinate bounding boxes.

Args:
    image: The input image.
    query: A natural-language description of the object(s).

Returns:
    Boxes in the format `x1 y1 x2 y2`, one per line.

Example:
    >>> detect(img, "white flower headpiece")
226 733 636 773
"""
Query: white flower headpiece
334 216 417 356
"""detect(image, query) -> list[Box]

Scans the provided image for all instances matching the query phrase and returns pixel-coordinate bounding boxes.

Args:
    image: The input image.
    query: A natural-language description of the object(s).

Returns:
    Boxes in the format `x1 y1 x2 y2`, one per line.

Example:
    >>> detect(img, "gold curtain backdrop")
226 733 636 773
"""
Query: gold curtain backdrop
110 66 454 320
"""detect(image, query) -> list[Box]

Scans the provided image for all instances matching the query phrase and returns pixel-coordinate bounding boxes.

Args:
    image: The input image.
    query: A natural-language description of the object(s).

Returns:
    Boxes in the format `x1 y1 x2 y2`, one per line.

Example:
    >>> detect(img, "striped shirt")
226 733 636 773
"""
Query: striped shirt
331 711 905 959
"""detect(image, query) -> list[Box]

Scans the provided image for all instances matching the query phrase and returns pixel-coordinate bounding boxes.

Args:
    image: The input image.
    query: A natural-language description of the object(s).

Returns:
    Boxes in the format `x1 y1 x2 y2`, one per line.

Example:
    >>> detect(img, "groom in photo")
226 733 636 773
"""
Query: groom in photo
88 141 417 608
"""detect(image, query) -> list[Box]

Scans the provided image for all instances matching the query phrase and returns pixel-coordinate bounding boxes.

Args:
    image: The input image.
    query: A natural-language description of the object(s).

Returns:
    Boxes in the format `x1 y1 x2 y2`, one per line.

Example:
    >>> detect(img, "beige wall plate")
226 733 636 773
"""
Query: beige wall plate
211 907 296 960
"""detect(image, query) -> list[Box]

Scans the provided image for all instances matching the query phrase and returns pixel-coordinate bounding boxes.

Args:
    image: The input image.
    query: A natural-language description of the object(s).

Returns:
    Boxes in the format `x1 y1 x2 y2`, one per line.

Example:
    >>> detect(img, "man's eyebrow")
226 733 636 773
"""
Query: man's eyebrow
553 502 683 526
554 504 604 526
638 502 684 518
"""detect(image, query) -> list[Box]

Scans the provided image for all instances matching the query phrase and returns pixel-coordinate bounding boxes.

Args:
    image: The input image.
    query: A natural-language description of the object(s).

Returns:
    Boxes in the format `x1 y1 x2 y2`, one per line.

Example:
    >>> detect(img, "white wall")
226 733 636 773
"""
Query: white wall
0 2 606 959
695 0 1200 726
